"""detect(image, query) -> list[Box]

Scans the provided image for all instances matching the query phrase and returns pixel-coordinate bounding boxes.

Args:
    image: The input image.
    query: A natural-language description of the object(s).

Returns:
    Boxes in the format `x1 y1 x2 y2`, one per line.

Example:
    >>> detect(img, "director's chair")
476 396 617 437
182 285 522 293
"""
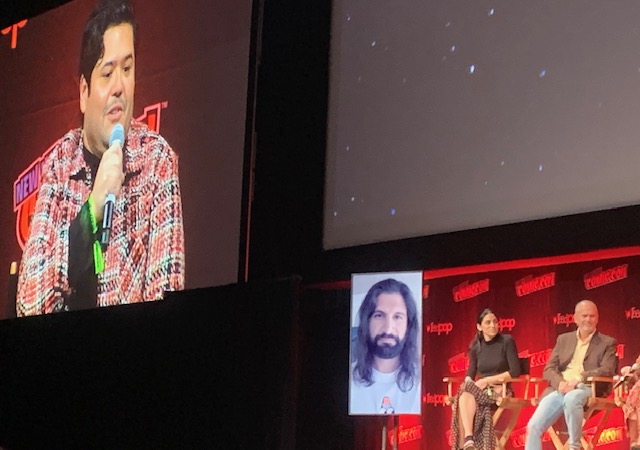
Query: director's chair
443 357 531 450
530 375 624 450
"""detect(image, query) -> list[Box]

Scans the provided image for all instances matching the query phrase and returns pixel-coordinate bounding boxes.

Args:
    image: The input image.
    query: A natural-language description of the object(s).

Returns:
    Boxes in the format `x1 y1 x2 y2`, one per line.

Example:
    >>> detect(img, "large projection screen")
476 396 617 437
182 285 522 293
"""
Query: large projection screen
325 0 640 250
1 0 252 317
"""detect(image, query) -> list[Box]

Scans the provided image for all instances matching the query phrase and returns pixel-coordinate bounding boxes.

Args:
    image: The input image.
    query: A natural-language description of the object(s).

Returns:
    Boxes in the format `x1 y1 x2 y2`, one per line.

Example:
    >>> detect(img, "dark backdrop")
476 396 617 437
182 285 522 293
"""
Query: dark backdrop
0 278 301 450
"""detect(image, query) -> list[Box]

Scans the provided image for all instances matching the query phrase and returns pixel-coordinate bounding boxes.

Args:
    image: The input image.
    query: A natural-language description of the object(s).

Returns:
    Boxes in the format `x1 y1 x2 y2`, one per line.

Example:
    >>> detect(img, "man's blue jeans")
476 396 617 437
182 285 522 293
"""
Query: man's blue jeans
525 385 591 450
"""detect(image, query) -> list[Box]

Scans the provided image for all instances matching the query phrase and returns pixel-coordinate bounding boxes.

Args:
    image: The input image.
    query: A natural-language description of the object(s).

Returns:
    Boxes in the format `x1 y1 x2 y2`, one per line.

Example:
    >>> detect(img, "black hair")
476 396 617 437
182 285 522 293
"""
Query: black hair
352 278 420 392
470 307 499 350
79 0 136 93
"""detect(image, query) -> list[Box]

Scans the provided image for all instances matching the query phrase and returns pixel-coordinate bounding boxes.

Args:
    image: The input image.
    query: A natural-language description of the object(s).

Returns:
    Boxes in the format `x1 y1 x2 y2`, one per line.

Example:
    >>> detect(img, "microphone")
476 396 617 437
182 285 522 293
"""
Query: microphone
614 363 640 389
100 124 124 248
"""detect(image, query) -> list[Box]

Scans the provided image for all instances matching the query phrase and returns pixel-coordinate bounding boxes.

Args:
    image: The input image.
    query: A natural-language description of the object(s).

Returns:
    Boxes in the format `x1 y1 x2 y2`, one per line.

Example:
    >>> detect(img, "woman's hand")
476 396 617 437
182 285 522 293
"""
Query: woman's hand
474 378 489 390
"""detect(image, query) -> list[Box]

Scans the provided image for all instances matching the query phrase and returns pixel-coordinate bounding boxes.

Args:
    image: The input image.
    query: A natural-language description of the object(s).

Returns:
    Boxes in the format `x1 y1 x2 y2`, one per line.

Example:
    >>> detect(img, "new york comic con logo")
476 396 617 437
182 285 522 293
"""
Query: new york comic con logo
452 278 490 302
515 272 555 297
583 264 628 290
13 102 167 249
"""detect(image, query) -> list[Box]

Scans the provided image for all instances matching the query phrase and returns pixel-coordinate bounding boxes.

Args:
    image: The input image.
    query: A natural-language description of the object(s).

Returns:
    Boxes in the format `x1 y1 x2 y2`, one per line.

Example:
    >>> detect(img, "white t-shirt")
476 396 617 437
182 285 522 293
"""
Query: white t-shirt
349 366 421 415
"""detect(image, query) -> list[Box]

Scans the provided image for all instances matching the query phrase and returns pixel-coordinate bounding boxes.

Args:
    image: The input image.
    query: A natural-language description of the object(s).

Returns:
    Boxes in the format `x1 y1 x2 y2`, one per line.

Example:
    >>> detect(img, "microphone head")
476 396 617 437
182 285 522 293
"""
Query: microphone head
109 124 125 147
105 193 116 204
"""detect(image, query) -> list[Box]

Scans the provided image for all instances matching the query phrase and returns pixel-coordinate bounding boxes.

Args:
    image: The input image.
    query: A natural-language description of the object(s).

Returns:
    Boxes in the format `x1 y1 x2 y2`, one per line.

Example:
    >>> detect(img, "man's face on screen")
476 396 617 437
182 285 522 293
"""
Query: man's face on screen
367 292 407 359
80 23 135 156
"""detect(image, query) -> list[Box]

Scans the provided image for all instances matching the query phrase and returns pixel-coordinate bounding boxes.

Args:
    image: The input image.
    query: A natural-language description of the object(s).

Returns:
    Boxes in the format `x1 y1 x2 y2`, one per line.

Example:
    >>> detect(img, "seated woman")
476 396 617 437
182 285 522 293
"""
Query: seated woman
621 354 640 450
450 308 521 450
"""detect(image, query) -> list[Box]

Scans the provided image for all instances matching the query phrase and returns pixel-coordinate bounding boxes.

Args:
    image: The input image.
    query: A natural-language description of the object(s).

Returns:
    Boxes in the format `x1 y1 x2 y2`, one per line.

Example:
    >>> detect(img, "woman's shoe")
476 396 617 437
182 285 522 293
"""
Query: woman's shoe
463 440 477 450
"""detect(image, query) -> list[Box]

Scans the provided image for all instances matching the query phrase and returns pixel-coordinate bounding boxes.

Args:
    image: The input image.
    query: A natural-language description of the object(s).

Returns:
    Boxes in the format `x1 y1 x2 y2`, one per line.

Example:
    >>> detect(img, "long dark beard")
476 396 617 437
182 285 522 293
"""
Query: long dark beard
368 333 405 359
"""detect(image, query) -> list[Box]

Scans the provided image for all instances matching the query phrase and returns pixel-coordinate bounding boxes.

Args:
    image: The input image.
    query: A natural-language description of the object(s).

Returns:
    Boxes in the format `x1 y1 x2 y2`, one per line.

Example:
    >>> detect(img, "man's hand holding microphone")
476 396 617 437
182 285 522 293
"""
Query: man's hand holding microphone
90 124 125 247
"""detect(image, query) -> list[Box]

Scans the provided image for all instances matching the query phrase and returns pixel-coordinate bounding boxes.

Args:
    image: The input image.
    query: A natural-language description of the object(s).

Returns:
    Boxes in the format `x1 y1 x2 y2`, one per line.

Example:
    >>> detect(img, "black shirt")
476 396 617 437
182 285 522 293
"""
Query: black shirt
66 148 101 310
466 333 521 379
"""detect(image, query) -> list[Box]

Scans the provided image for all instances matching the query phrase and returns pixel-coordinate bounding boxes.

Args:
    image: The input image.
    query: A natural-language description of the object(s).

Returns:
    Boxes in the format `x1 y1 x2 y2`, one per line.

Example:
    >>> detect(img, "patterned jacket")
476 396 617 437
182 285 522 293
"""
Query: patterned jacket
17 120 185 316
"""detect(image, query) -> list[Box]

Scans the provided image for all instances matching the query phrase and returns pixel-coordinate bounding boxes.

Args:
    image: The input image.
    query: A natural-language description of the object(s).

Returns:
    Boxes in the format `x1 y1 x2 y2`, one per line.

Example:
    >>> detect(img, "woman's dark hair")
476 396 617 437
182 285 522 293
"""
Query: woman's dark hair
352 278 420 392
469 308 498 350
79 0 136 92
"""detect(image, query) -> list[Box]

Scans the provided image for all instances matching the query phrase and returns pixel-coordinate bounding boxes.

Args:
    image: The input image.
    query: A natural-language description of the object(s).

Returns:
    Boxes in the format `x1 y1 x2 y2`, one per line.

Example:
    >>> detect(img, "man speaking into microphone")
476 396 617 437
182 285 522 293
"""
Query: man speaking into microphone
17 0 185 315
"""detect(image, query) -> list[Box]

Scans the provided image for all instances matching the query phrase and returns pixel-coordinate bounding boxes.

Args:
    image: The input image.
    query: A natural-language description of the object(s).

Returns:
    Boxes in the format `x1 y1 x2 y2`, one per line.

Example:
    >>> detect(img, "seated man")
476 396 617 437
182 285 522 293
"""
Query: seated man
525 300 617 450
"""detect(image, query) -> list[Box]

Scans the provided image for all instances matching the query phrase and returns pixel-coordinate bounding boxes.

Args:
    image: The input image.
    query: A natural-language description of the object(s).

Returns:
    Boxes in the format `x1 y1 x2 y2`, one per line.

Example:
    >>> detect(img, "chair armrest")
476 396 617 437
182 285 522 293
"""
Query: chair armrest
585 376 616 399
497 375 529 383
497 374 531 399
528 377 547 404
443 377 464 383
443 377 465 403
586 376 615 383
587 375 630 405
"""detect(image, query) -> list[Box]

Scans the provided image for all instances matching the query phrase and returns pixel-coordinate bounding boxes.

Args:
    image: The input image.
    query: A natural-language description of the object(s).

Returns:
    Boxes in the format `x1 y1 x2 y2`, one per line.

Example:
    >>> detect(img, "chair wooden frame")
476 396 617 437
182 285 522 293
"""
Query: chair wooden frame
529 376 625 450
444 358 531 450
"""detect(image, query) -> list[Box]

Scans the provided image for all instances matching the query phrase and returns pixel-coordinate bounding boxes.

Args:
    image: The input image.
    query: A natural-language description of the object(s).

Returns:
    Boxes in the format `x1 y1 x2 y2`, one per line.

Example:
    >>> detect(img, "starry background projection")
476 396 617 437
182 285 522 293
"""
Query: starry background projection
324 0 640 249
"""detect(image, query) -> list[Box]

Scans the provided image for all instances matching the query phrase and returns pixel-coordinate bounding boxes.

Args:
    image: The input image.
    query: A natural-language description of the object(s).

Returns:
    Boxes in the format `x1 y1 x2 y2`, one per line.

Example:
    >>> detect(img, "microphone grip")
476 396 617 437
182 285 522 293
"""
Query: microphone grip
614 376 627 390
613 364 640 390
100 193 116 247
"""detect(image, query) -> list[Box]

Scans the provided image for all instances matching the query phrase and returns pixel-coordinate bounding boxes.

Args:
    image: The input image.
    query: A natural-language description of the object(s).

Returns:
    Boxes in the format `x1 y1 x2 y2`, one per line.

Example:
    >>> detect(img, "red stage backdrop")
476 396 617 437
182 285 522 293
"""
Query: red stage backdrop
357 246 640 449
